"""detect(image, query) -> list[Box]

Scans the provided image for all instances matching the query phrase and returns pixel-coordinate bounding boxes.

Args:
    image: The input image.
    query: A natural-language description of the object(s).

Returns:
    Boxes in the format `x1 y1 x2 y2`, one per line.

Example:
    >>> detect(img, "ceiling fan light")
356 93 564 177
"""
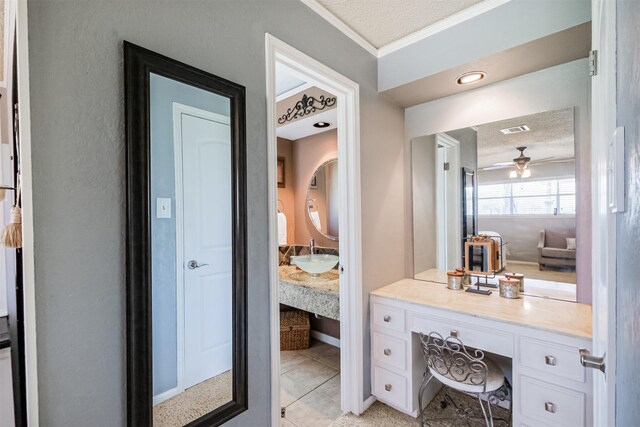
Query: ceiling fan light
509 170 518 179
522 169 532 178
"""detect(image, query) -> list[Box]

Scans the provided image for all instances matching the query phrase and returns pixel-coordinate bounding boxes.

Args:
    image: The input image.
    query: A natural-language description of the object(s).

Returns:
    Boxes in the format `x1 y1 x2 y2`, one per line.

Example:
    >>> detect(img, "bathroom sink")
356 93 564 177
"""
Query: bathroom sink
290 254 339 275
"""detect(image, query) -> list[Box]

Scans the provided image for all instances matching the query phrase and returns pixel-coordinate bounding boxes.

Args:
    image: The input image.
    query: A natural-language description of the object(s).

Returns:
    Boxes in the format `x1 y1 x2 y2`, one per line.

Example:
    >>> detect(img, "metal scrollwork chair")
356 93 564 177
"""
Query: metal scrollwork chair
418 332 511 427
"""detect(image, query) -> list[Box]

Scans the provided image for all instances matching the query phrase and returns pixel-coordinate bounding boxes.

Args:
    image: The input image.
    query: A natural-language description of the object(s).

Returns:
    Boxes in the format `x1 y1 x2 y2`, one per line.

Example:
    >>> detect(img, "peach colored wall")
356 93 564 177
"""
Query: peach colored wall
277 137 296 245
293 129 338 248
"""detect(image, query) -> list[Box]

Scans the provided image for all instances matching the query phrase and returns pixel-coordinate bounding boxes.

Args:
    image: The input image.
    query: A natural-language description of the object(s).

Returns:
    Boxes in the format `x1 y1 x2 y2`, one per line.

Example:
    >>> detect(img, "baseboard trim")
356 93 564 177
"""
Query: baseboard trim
311 330 340 348
153 386 181 406
506 260 538 266
362 395 377 412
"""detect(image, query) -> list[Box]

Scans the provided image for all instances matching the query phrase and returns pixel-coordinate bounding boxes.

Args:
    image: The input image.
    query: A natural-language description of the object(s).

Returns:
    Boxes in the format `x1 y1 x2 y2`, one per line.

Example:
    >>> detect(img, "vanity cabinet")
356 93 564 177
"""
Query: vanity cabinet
370 279 593 427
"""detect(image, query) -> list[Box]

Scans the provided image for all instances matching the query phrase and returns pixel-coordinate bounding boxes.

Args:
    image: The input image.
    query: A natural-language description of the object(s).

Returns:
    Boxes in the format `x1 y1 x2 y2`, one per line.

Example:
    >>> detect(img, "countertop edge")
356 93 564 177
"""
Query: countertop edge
371 280 592 341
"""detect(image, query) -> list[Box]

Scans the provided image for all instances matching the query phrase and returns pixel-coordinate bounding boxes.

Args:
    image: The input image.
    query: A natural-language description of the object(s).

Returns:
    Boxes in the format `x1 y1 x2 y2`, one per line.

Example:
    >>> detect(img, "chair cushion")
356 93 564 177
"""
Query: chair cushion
545 230 575 249
541 247 576 259
429 354 504 394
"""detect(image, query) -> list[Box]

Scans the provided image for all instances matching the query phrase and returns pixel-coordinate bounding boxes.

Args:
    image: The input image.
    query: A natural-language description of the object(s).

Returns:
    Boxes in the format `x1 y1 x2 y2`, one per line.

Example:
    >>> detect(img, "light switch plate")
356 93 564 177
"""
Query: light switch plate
156 197 172 219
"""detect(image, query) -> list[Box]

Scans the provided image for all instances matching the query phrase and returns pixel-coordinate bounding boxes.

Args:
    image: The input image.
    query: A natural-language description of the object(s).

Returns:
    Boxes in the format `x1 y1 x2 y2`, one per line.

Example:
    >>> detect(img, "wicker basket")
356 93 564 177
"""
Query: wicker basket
280 310 310 351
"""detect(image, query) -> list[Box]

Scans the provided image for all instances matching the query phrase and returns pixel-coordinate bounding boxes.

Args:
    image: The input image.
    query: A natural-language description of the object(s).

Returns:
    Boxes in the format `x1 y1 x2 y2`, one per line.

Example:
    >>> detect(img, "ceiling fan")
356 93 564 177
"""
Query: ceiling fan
480 146 558 177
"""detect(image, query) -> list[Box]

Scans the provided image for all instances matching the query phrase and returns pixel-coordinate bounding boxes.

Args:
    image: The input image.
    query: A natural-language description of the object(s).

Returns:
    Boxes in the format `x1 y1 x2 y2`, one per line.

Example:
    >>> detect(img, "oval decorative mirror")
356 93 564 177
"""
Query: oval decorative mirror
306 158 339 241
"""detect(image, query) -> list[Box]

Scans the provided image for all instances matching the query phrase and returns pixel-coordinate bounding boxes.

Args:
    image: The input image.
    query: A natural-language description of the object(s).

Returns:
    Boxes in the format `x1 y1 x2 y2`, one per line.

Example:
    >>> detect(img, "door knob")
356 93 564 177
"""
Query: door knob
187 260 209 269
579 348 606 374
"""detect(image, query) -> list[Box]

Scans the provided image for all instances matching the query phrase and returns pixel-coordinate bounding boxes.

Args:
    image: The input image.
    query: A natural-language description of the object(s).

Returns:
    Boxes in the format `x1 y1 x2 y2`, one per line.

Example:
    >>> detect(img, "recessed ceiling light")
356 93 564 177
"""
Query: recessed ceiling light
313 121 331 128
456 71 486 85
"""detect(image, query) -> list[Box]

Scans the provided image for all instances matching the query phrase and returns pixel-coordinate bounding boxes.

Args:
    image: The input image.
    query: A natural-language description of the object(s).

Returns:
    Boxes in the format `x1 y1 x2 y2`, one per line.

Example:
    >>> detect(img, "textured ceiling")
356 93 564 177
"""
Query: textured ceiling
316 0 485 48
476 108 575 169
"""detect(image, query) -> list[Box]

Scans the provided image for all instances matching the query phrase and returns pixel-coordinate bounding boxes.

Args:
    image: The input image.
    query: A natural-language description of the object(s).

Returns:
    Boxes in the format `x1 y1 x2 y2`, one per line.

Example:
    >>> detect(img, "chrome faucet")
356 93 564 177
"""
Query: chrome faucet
309 239 315 255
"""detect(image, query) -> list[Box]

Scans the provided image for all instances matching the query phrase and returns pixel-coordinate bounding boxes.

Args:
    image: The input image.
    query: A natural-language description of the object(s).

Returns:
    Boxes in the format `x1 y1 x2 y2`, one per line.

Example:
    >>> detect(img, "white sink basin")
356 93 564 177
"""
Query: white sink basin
290 254 339 275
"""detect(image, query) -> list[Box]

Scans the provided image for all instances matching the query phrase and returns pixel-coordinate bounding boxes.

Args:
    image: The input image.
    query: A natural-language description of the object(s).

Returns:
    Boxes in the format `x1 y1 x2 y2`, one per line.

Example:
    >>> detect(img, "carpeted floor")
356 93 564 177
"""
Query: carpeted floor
505 261 576 284
153 370 232 427
329 387 510 427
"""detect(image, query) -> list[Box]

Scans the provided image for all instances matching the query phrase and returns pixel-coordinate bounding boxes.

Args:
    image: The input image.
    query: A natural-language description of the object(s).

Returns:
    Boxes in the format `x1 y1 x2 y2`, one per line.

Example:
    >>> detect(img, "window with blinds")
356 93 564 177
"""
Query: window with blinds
478 178 576 216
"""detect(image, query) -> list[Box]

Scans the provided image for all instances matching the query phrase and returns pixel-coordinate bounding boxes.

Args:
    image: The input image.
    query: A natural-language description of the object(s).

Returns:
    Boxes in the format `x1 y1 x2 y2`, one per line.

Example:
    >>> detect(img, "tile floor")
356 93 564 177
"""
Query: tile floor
281 339 342 427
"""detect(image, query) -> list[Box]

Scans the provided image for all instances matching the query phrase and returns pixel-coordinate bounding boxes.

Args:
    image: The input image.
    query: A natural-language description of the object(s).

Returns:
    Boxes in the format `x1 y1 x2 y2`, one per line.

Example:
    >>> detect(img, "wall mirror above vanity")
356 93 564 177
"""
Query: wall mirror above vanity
413 107 586 303
124 42 247 427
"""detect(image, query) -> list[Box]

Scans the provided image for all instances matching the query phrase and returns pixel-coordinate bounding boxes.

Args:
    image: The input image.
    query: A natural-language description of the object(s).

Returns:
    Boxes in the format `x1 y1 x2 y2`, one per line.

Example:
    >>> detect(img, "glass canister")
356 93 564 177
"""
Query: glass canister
499 278 520 299
505 272 525 292
455 267 471 287
447 271 464 290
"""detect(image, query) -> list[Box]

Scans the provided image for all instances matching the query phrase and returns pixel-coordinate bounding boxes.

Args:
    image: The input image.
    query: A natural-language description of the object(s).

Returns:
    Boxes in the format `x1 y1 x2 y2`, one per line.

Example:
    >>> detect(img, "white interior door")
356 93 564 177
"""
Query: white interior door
591 0 617 424
177 106 233 389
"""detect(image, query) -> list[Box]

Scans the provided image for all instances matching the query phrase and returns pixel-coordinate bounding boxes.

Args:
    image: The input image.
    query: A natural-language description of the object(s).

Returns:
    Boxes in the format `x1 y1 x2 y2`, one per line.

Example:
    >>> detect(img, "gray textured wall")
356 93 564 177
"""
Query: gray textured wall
615 0 640 424
26 1 405 425
478 216 576 263
446 128 477 174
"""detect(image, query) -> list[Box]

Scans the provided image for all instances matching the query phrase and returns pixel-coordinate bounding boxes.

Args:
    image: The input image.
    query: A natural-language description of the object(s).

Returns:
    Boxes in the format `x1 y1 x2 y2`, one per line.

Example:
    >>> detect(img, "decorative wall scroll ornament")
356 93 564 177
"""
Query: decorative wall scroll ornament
278 93 336 125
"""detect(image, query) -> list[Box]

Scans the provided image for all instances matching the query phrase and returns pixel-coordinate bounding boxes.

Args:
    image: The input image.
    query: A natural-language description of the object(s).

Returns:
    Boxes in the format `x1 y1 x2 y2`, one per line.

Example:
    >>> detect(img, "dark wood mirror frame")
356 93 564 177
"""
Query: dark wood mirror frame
124 41 247 427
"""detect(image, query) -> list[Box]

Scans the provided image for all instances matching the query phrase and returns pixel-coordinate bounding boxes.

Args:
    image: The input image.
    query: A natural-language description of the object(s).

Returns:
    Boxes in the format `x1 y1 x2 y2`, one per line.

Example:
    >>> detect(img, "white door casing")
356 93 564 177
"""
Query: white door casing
266 34 364 427
591 0 617 425
435 133 461 270
174 104 233 390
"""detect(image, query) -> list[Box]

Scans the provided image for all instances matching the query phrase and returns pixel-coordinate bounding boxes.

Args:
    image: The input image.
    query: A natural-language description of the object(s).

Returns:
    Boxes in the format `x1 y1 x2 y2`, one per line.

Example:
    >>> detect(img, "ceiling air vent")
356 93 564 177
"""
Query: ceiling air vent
500 124 530 135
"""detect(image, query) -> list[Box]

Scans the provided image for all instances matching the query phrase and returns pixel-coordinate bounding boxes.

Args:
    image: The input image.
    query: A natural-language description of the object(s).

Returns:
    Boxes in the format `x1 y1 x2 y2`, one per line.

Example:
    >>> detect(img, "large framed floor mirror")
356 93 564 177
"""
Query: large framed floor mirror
125 42 248 426
413 106 585 303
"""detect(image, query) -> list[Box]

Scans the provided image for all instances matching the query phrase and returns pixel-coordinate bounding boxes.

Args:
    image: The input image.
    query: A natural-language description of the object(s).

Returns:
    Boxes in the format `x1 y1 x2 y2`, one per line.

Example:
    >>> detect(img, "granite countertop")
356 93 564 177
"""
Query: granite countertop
279 266 340 320
0 316 9 350
371 278 592 339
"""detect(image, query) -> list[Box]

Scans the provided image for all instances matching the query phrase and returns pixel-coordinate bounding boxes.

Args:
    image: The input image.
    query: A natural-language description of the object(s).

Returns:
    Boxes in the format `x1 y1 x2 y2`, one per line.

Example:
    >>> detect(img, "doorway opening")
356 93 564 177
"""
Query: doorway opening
265 34 364 427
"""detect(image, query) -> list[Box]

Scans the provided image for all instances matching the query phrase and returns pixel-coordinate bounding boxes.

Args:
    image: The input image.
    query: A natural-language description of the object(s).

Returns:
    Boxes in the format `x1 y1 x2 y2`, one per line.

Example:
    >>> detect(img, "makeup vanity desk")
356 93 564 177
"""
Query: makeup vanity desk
370 278 593 427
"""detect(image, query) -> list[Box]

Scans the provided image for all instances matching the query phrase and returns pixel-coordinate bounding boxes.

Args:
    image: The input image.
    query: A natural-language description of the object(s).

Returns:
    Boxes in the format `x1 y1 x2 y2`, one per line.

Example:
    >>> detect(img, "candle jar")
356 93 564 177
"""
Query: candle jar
447 271 464 290
499 278 520 299
455 267 471 287
505 272 525 292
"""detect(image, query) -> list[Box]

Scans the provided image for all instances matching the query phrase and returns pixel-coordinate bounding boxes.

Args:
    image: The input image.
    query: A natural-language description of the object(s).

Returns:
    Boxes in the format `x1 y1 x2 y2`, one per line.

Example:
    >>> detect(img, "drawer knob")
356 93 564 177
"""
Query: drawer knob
545 402 556 413
545 355 557 366
384 384 392 392
383 348 391 356
450 330 459 338
383 315 391 322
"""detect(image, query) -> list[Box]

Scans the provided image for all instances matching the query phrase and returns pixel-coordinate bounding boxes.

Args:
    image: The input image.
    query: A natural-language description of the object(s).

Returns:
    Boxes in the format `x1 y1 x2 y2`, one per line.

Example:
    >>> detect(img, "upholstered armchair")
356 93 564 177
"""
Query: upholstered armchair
537 229 576 270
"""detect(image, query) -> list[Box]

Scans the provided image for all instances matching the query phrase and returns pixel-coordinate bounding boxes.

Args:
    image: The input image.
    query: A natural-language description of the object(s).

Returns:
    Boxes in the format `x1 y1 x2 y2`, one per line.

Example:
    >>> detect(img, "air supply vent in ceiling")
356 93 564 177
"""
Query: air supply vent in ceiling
500 124 530 135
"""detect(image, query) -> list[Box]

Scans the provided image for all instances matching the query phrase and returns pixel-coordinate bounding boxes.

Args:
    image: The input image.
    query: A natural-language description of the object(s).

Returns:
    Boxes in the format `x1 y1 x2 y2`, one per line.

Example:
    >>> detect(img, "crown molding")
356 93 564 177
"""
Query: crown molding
301 0 512 59
378 0 511 57
300 0 378 57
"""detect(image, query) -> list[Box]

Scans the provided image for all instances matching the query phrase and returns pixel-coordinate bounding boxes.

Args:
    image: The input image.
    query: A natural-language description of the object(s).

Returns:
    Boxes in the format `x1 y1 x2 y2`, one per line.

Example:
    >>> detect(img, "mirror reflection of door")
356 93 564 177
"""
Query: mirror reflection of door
178 106 232 389
150 74 233 425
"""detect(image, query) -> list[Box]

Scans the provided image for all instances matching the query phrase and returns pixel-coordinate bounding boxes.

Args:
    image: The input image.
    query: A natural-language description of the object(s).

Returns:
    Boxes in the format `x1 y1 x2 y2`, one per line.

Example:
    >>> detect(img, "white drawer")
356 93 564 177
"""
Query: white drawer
373 332 406 371
520 375 585 426
372 302 406 333
374 366 407 409
520 336 586 383
411 314 513 357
